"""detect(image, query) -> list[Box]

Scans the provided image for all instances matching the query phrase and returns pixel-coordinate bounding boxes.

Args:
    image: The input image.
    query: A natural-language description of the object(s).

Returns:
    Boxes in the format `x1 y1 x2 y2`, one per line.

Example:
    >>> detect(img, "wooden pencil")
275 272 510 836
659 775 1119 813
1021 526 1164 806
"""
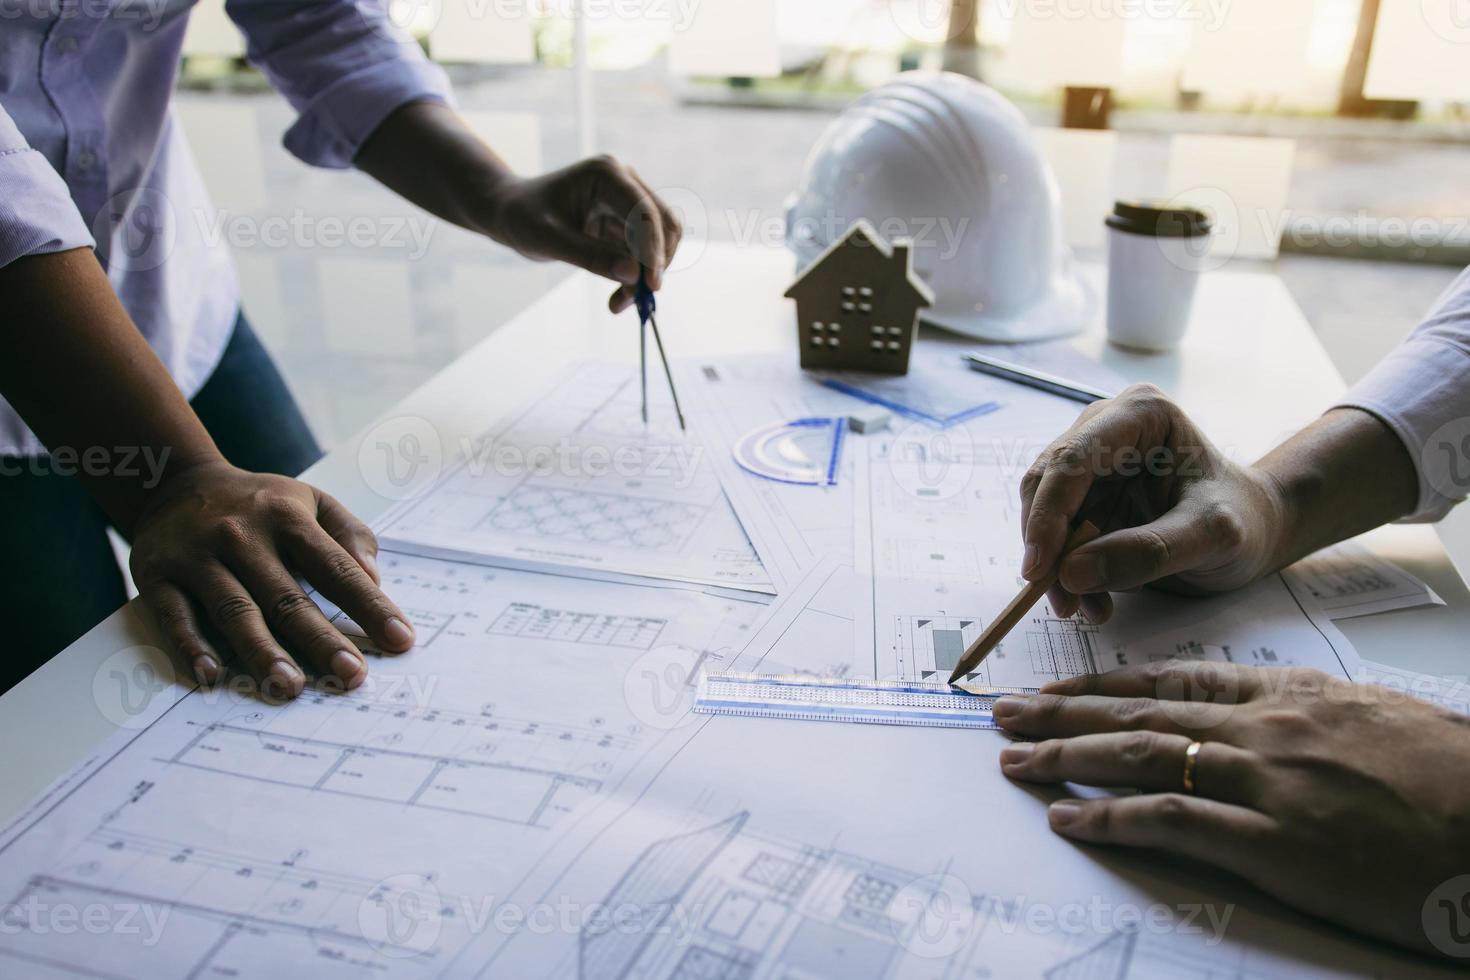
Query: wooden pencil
947 521 1102 685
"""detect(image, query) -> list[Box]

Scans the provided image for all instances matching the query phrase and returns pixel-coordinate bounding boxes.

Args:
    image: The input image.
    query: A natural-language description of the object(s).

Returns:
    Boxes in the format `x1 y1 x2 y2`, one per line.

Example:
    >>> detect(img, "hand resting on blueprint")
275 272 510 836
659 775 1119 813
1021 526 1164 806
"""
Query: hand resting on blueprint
1019 384 1419 623
0 250 416 701
994 659 1470 958
128 461 416 700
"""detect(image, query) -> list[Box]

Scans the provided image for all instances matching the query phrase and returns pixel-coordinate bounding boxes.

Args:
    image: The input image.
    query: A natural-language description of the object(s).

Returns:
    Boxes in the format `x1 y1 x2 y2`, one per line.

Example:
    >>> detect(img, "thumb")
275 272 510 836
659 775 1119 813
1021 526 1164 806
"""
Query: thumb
534 221 640 286
1058 502 1241 594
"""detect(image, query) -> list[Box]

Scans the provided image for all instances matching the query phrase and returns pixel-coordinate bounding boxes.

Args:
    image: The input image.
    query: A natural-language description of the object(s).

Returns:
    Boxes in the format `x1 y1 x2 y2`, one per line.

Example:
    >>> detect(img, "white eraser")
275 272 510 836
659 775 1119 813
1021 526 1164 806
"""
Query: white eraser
847 407 892 434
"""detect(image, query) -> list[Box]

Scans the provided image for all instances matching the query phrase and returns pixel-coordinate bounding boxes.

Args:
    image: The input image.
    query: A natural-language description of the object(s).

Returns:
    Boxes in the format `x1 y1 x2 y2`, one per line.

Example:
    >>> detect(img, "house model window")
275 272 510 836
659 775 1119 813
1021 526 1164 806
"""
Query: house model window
784 220 935 375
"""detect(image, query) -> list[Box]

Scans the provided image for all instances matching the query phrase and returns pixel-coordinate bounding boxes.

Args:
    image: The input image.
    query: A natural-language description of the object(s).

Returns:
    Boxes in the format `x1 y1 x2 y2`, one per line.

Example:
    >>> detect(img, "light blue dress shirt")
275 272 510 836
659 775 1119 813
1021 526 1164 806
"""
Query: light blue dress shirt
0 0 451 456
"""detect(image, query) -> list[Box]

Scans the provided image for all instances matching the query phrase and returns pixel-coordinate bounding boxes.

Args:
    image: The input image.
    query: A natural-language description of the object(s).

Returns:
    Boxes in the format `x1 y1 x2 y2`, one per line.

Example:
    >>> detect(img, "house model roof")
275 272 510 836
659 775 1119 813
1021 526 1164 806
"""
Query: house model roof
783 219 936 307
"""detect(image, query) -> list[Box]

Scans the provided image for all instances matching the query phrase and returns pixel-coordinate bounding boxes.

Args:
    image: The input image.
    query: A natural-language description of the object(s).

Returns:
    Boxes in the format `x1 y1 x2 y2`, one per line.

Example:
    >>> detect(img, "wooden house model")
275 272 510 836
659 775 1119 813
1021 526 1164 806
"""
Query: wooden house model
784 220 935 374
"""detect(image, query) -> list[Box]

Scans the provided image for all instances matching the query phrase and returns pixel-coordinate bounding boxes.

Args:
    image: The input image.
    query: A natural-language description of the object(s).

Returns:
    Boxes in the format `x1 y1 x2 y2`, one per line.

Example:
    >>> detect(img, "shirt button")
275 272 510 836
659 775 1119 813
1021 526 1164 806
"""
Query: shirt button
57 36 80 54
77 151 97 170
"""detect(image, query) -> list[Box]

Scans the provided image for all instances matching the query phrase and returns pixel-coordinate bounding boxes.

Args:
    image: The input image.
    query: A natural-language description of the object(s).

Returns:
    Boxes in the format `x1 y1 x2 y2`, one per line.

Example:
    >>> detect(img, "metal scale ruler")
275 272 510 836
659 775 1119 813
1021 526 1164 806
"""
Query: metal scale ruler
693 672 1039 731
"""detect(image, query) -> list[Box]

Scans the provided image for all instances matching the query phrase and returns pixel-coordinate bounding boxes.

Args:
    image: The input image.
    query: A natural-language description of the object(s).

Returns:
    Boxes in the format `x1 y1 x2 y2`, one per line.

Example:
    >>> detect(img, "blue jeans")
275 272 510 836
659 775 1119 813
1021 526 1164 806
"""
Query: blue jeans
0 313 322 692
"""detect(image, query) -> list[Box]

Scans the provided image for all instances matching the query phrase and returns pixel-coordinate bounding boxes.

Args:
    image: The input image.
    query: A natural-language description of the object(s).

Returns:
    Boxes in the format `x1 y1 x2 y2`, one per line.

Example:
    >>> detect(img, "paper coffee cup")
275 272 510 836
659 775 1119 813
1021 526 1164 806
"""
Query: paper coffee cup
1105 200 1213 352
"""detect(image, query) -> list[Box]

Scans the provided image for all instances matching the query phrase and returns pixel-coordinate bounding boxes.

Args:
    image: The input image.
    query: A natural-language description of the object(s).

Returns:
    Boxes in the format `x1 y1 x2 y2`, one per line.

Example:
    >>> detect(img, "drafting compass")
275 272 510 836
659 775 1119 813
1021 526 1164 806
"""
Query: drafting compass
635 271 686 431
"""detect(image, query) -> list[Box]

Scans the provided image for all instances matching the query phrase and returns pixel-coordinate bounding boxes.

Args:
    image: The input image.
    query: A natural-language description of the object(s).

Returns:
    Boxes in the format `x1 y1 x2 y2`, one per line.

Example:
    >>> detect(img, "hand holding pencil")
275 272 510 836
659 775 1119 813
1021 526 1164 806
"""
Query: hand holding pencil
948 521 1102 684
1016 383 1304 625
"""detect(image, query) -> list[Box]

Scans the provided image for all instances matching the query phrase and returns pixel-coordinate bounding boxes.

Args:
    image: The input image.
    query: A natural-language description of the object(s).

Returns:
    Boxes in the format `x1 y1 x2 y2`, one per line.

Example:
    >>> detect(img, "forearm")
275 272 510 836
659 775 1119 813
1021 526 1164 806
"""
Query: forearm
354 101 512 239
357 100 677 311
0 248 222 534
1254 407 1419 570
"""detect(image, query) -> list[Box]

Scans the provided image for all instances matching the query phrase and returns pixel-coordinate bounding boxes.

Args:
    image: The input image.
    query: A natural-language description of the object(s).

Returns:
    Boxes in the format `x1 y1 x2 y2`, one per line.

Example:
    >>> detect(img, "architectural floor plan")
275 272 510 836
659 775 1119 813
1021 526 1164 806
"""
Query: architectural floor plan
0 552 766 979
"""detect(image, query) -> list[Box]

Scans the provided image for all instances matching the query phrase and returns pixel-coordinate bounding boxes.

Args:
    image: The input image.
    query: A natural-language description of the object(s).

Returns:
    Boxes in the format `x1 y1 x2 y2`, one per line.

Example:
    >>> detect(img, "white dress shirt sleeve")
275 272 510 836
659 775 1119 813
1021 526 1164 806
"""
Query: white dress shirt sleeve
1334 265 1470 522
224 0 454 169
0 103 95 270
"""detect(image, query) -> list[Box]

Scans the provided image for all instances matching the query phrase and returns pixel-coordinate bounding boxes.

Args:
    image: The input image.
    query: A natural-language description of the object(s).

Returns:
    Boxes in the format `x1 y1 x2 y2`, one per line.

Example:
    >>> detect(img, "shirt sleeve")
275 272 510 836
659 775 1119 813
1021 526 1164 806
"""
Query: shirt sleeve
0 103 95 270
224 1 454 169
1334 265 1470 523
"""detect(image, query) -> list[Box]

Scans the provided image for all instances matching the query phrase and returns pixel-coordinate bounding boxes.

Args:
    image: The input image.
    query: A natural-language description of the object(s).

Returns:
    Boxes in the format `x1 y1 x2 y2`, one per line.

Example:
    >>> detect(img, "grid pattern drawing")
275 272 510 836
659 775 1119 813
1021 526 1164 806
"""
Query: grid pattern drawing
487 602 667 650
482 486 707 552
1026 619 1099 678
895 616 981 680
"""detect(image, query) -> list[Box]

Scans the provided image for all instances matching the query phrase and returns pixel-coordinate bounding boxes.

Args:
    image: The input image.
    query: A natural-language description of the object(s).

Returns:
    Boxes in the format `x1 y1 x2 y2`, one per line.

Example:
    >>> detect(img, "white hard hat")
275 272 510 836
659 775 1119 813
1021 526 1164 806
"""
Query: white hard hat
785 72 1095 343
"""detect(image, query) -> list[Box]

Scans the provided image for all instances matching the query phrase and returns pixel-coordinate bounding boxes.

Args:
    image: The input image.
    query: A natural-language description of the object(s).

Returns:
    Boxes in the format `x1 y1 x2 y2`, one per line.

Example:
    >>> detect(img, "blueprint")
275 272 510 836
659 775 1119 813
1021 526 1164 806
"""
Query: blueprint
680 339 1102 593
1284 541 1443 620
722 554 858 679
0 343 1456 978
0 549 1454 978
1358 659 1470 715
377 363 773 595
815 335 1120 429
853 429 1363 686
680 355 865 592
480 654 1457 979
0 550 767 979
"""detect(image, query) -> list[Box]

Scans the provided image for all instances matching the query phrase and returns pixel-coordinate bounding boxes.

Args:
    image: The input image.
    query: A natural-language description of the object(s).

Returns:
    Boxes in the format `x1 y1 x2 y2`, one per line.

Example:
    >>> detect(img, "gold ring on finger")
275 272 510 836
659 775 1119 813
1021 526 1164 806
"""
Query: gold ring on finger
1182 739 1203 795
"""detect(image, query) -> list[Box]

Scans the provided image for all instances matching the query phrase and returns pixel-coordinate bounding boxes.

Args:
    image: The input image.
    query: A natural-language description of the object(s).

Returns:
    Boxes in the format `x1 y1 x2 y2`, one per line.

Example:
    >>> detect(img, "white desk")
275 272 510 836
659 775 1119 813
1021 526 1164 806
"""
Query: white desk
4 243 1467 826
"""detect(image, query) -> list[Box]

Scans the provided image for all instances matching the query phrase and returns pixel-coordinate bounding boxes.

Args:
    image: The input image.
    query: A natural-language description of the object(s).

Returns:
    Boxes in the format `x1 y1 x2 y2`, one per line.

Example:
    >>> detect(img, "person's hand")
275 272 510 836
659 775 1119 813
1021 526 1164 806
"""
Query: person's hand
483 155 683 314
128 460 415 699
993 660 1470 958
1020 384 1289 624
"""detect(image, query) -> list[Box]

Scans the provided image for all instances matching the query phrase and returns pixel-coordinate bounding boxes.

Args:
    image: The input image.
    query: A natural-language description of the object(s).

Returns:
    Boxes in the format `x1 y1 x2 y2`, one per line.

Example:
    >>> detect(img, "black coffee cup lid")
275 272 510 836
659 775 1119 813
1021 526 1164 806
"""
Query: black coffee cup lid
1107 200 1212 238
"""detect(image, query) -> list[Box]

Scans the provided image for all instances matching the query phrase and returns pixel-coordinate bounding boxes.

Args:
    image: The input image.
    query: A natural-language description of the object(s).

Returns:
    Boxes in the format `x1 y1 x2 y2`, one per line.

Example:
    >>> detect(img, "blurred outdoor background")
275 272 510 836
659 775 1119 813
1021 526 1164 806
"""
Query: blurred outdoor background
172 0 1470 561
